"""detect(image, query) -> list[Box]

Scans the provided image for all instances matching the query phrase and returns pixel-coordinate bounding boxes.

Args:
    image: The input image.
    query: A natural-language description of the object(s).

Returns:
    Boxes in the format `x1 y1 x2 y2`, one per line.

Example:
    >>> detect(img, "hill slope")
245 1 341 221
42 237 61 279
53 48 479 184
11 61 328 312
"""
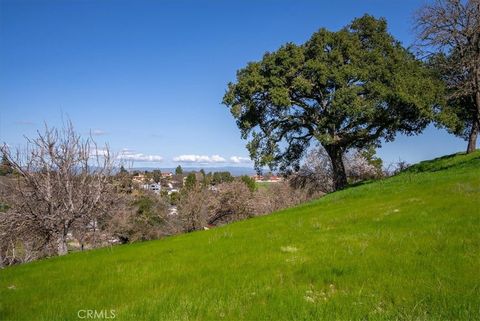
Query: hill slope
1 152 479 321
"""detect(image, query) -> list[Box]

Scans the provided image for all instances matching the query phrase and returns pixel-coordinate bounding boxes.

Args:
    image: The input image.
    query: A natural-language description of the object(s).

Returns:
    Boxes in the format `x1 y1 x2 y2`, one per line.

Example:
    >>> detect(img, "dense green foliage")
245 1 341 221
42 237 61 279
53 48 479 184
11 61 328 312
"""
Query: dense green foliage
223 15 442 189
184 173 197 190
111 195 167 244
169 191 180 206
360 146 383 173
152 170 162 183
239 175 257 192
175 165 183 175
1 152 479 321
209 171 234 185
0 203 9 213
133 196 164 225
0 154 13 176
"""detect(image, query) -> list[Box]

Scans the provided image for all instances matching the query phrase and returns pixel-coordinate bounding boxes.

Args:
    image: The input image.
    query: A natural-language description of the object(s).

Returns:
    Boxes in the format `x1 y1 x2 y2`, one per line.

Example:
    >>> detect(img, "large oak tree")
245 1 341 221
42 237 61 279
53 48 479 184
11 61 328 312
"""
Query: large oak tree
223 15 441 190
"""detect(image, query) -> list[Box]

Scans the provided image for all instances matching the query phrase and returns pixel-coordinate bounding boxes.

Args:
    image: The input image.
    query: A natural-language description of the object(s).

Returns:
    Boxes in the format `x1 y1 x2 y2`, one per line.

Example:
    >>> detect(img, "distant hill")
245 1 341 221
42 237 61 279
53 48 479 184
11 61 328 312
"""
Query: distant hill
1 151 479 321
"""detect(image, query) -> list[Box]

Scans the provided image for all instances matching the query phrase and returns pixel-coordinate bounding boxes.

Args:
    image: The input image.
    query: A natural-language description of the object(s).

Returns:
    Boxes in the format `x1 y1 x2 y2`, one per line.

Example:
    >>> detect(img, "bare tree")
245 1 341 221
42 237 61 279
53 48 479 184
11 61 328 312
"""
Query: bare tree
251 180 316 216
346 150 383 182
415 0 480 152
207 181 254 225
383 159 411 177
177 181 255 231
290 146 381 194
290 147 336 194
177 187 214 232
0 121 116 259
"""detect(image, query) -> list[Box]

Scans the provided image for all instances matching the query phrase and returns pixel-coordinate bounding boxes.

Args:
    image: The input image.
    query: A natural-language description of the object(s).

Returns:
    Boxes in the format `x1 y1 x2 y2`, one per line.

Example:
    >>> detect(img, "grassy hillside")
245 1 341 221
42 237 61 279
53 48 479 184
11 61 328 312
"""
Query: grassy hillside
1 152 479 321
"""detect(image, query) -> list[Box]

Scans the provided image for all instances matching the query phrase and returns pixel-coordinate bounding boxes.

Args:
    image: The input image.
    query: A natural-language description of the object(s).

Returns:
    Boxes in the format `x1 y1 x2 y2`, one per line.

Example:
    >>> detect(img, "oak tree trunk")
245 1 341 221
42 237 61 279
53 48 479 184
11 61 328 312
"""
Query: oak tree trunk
467 91 480 153
325 145 348 190
467 119 478 153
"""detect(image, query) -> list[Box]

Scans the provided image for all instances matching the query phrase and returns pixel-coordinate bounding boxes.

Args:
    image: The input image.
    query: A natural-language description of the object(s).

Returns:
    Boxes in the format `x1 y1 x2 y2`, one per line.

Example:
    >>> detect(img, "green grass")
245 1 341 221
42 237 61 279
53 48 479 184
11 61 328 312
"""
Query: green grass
1 152 479 321
255 181 272 190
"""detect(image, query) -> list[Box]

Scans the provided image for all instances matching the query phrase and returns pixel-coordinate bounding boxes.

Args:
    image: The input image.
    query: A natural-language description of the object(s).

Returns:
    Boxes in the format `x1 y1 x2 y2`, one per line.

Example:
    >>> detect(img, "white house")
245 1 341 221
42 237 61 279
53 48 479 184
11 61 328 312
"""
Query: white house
141 183 161 194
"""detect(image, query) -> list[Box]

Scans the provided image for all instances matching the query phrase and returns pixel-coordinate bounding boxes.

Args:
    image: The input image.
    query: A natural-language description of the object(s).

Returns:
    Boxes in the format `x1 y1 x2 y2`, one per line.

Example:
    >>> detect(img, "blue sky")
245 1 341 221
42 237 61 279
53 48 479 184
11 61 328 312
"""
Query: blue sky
0 0 473 168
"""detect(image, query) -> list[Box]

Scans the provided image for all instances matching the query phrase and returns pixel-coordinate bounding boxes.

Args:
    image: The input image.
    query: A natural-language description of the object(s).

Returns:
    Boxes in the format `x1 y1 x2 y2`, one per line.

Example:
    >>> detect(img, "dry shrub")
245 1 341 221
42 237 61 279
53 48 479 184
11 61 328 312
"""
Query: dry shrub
177 187 215 232
106 192 175 243
253 181 318 215
208 181 255 225
177 179 319 232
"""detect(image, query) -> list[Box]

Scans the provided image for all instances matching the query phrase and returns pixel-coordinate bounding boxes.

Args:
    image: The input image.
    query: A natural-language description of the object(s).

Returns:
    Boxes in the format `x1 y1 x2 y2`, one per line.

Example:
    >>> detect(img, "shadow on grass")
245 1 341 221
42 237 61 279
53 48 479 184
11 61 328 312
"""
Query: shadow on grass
344 179 375 190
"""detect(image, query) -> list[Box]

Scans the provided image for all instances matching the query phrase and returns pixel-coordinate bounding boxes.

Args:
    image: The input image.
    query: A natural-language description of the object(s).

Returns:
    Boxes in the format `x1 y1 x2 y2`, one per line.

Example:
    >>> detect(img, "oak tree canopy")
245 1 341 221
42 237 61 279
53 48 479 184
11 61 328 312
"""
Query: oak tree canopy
223 15 442 190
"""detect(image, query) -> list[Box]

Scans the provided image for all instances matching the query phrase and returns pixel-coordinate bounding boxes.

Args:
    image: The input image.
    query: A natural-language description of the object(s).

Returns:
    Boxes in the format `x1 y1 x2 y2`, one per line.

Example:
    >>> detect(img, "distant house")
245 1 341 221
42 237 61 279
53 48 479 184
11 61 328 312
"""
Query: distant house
267 175 282 182
161 172 173 178
168 206 178 216
132 173 146 184
251 174 283 183
141 183 161 194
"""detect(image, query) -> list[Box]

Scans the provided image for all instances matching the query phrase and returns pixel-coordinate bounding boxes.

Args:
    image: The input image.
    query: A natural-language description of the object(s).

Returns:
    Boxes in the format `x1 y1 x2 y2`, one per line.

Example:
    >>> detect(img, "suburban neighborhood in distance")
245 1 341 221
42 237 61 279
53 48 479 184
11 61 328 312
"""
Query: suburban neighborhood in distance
129 166 283 221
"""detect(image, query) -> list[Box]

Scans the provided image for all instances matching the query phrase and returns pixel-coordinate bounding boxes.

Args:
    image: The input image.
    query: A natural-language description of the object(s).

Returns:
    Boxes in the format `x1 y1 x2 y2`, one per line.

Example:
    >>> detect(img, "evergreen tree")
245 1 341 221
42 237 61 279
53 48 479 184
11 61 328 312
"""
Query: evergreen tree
175 165 183 175
223 15 441 190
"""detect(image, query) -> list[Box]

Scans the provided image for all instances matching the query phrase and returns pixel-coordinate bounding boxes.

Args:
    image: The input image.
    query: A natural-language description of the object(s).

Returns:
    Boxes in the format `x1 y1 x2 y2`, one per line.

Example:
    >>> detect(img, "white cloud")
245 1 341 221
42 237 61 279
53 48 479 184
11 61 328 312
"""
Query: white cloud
118 149 163 162
173 154 253 165
173 154 227 164
210 155 226 162
230 156 252 164
90 148 110 157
